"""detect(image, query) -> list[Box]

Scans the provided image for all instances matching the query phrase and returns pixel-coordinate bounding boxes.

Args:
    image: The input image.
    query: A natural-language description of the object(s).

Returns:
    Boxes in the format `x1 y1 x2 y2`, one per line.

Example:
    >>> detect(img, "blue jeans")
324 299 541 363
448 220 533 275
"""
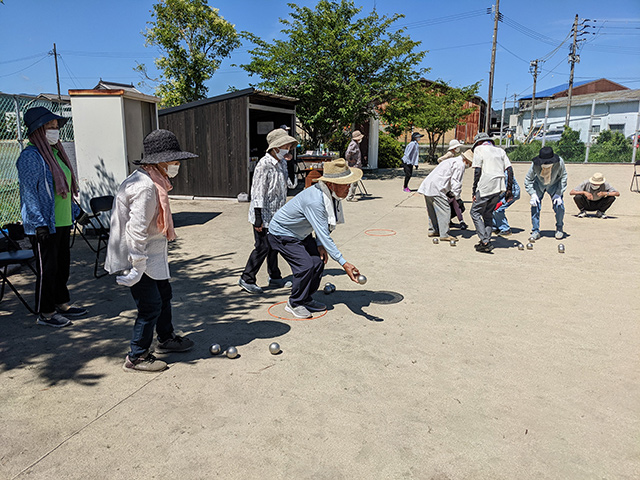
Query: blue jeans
129 274 174 360
531 193 565 233
493 187 521 232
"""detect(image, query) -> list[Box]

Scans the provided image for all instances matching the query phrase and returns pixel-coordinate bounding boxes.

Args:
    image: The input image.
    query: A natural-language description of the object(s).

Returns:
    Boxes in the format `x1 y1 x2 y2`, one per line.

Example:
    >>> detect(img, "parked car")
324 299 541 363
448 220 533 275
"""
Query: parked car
536 129 564 142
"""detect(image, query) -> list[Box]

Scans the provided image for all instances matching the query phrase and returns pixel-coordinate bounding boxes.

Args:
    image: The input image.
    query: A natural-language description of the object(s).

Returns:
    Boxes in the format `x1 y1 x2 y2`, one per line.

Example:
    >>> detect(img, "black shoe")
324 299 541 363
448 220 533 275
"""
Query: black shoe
475 242 494 253
460 222 468 230
55 305 88 318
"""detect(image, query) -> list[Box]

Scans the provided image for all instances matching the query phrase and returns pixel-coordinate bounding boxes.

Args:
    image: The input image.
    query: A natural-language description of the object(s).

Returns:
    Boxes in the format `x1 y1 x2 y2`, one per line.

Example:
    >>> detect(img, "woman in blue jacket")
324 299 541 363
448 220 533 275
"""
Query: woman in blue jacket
17 107 87 327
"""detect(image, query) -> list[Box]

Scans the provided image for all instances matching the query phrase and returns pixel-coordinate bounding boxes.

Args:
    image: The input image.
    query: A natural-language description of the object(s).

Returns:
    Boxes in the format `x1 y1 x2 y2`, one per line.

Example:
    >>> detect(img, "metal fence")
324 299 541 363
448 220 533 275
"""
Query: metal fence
0 94 74 226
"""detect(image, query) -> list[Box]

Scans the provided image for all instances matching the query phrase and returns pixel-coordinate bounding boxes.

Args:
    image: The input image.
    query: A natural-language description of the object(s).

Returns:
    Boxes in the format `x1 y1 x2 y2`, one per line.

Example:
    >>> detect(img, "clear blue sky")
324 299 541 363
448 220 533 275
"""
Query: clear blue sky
1 0 639 111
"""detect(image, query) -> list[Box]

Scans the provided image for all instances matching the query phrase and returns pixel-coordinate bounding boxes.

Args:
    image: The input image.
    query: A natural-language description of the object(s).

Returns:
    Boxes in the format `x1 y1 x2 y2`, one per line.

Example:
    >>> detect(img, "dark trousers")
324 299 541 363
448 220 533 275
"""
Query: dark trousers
470 193 501 244
29 225 71 314
573 194 615 213
129 274 174 360
241 227 281 284
403 163 414 189
267 233 324 307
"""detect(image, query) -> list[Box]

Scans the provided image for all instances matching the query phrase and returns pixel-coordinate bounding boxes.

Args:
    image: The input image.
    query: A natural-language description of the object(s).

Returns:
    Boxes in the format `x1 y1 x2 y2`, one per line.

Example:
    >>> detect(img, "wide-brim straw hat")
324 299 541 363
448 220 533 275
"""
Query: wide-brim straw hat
462 149 474 162
471 132 494 151
532 146 560 166
134 129 198 164
448 139 464 151
267 128 297 151
352 130 364 141
314 158 363 185
24 106 69 136
590 172 606 185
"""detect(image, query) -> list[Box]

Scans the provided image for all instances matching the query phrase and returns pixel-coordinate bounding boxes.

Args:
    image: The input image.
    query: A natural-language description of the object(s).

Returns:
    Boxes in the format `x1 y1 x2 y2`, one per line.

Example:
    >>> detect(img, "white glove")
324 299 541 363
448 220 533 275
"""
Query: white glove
552 194 563 206
116 267 144 287
530 193 540 207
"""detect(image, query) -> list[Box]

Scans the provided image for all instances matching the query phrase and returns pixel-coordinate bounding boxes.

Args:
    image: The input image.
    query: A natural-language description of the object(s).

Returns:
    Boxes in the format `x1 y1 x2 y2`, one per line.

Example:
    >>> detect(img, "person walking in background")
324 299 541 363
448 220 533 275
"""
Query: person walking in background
469 133 514 253
345 130 364 202
238 128 297 294
437 139 464 163
105 129 197 373
492 168 521 236
17 107 87 327
524 146 568 240
417 146 472 242
569 172 619 218
402 132 423 192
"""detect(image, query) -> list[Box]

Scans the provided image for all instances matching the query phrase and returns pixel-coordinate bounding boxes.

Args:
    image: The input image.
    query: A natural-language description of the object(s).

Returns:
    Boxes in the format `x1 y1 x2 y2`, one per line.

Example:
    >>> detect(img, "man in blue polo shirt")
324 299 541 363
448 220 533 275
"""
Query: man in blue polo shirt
268 159 362 318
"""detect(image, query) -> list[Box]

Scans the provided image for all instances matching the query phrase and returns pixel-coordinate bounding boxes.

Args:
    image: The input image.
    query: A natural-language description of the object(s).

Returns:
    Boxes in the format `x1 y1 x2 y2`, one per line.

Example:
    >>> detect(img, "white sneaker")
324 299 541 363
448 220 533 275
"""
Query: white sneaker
577 211 586 218
284 302 312 319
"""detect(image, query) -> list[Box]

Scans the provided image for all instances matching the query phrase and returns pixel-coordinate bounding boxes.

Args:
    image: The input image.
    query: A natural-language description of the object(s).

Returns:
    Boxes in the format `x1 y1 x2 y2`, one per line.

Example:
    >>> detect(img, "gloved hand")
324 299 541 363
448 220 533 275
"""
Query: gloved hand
35 226 50 243
552 194 563 206
530 193 540 207
445 191 455 199
116 267 144 287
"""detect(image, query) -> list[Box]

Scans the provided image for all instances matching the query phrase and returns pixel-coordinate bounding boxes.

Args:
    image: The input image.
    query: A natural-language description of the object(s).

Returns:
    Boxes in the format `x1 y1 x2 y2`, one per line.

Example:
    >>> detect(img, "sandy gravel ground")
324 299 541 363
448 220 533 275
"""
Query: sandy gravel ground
1 163 638 480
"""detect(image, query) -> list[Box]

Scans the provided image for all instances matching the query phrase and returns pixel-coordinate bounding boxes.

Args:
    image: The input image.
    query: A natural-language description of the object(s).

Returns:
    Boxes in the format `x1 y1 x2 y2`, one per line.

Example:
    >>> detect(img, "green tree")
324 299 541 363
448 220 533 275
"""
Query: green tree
381 80 479 162
589 130 633 162
378 132 404 168
137 0 240 107
554 126 585 162
240 0 426 147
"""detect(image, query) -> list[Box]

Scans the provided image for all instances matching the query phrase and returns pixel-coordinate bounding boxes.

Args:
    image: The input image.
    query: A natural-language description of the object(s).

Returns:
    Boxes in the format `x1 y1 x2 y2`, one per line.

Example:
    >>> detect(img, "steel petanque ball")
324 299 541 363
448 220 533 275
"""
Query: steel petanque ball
526 243 534 250
269 342 281 355
558 243 565 253
357 274 367 285
323 283 333 295
528 236 537 243
518 243 525 251
432 238 439 244
225 346 238 359
209 343 221 355
284 280 293 288
449 240 456 247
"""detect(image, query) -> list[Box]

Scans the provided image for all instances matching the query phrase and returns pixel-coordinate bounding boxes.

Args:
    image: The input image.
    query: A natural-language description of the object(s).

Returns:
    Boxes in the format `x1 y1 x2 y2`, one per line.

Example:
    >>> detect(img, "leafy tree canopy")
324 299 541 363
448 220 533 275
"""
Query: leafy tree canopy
240 0 426 147
381 80 479 161
137 0 240 107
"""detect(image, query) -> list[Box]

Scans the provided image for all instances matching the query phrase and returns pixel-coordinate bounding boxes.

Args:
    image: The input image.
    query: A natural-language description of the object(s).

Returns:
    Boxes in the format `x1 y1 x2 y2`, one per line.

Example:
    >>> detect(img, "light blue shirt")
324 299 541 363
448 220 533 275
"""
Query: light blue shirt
402 140 420 166
268 184 346 266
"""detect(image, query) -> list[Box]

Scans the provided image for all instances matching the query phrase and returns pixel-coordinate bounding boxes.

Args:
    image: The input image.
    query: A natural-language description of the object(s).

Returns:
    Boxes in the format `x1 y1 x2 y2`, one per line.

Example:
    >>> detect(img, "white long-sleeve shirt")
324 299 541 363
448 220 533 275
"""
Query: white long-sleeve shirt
417 155 466 199
104 168 170 280
402 140 420 166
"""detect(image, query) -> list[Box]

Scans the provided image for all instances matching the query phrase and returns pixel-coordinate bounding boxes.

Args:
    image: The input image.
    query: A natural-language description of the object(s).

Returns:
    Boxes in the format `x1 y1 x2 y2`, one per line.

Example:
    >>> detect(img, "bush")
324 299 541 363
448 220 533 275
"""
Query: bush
589 130 633 162
505 140 543 162
554 126 585 162
378 133 404 168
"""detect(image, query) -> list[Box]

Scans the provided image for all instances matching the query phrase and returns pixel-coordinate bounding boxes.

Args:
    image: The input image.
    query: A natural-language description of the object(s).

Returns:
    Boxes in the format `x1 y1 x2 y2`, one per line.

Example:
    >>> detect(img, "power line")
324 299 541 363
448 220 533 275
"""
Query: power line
395 9 488 30
0 55 49 78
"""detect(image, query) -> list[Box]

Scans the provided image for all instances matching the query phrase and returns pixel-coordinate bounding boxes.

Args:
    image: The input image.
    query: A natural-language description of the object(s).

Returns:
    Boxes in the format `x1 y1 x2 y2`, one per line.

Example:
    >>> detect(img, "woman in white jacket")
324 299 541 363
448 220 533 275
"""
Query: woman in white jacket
105 129 198 373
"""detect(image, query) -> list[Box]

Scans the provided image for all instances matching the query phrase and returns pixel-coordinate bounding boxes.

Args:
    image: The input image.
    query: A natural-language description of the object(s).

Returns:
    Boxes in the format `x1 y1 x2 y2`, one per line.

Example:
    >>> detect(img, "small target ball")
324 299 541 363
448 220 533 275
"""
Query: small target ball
209 343 221 355
517 243 525 250
432 238 439 244
225 346 238 359
526 243 534 250
558 244 565 253
269 342 281 355
357 274 367 285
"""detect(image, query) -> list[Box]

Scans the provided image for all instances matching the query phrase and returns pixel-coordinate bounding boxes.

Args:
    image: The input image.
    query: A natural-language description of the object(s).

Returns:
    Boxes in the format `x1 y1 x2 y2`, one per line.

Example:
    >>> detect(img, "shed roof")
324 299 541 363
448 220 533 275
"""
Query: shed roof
158 88 299 115
528 89 640 111
519 80 591 100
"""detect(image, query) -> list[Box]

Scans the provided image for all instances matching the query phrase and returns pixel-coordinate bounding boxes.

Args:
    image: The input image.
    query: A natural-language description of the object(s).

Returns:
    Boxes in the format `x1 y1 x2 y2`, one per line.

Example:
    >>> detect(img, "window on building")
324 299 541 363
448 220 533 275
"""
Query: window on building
609 124 625 133
591 125 600 133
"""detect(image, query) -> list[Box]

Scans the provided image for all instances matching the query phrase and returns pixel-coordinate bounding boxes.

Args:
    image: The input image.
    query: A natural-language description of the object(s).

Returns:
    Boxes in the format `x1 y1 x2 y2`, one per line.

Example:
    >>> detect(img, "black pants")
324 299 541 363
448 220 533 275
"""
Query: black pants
403 163 414 189
241 227 281 284
267 233 324 307
29 225 71 314
573 194 615 213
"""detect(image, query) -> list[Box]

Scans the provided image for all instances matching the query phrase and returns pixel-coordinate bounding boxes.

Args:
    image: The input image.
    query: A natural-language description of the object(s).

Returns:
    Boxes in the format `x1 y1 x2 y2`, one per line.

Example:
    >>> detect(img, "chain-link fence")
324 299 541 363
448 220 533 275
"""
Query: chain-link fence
0 93 74 226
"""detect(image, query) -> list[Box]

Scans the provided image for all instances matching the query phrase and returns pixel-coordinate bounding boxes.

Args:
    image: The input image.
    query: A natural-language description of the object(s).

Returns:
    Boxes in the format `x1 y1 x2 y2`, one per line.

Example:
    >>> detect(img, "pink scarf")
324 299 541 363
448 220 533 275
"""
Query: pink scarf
142 165 176 241
28 127 78 198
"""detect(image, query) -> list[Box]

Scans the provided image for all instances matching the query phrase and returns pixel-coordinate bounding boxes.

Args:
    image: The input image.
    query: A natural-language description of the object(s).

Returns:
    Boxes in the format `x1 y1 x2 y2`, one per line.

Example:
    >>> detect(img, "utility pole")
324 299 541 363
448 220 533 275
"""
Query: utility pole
52 43 62 104
565 15 579 127
529 59 540 135
485 0 500 133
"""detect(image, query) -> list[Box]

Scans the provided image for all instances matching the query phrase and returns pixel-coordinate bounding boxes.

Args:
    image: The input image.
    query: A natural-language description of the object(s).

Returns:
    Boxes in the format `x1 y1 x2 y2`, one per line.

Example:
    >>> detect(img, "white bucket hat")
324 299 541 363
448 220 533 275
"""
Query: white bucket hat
267 129 297 151
447 139 464 151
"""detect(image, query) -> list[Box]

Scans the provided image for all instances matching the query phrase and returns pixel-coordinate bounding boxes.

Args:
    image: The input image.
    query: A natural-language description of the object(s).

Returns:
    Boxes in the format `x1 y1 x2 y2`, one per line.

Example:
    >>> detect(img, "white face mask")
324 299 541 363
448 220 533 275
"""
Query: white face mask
45 129 60 145
275 148 289 160
590 183 601 190
165 164 180 178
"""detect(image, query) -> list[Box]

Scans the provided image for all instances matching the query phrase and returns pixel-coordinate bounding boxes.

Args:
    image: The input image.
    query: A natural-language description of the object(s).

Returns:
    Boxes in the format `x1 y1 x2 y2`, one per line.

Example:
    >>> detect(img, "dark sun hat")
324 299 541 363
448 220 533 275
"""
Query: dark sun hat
134 129 198 164
24 107 69 136
532 146 560 166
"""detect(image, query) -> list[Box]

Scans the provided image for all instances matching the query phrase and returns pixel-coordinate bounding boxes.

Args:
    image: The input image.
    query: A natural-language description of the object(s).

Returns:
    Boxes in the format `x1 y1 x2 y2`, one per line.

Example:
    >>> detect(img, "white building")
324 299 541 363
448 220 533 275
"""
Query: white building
518 89 640 143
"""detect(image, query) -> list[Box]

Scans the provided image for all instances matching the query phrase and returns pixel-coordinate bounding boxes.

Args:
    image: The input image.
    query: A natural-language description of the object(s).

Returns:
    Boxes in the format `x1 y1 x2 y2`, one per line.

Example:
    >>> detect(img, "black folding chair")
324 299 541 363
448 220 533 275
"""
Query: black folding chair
355 179 369 196
69 195 113 278
631 160 640 192
0 226 39 314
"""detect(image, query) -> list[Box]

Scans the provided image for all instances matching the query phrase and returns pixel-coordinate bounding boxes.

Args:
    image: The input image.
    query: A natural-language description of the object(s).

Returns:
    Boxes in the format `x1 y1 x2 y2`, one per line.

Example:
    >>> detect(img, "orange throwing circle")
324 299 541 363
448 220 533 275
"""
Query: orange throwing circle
268 301 328 321
364 228 397 236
